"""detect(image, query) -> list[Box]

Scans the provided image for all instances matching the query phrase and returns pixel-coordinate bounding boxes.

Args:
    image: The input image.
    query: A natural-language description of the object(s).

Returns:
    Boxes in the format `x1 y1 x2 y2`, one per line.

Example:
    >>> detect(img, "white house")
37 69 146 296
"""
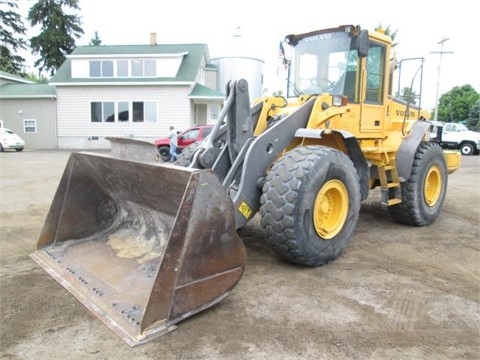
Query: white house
49 38 225 149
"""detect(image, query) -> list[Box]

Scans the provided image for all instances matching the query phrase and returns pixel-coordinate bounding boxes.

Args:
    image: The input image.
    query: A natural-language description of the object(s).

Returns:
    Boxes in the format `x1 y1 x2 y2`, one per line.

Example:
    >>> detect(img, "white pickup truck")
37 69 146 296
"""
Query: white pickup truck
429 121 480 155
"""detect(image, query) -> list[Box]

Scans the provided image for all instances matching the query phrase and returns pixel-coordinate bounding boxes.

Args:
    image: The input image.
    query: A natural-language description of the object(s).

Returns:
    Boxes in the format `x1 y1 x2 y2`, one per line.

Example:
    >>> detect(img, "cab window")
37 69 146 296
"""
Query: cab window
365 41 386 104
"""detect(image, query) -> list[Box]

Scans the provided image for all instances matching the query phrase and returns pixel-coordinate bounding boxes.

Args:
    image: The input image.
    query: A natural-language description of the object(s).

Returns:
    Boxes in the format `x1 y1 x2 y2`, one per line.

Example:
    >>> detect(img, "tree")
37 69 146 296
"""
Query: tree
466 100 480 131
27 0 84 76
375 24 398 48
0 0 27 75
397 87 417 106
436 85 479 122
89 31 102 46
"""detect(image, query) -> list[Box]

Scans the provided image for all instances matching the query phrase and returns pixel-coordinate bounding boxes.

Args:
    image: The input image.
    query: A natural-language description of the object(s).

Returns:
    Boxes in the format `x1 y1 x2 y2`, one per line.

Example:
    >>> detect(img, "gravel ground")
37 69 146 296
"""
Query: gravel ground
1 149 479 360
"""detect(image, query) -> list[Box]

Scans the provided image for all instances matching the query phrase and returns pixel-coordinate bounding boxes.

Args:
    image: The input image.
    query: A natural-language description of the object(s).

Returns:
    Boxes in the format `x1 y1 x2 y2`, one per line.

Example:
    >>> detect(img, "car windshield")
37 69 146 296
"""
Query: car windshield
287 29 359 98
1 129 15 135
457 124 469 131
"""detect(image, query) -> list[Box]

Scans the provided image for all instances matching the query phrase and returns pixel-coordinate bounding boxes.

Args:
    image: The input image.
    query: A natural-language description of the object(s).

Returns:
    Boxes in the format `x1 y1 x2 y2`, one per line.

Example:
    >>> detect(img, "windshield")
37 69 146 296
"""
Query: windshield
287 30 359 99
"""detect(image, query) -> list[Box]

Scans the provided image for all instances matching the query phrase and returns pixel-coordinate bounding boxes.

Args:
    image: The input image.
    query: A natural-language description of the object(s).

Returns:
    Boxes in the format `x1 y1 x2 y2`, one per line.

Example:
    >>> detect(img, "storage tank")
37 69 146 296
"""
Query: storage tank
211 27 264 103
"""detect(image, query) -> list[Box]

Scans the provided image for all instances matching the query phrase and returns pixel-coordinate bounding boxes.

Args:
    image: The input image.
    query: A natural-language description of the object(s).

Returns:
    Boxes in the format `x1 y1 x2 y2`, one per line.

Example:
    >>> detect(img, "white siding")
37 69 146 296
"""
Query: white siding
56 85 193 149
205 68 218 90
71 59 90 78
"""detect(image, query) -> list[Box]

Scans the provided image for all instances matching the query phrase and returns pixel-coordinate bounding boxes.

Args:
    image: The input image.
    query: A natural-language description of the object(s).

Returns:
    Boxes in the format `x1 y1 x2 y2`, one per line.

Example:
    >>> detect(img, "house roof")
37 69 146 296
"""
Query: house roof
189 83 225 99
51 43 210 84
0 70 34 84
0 83 56 98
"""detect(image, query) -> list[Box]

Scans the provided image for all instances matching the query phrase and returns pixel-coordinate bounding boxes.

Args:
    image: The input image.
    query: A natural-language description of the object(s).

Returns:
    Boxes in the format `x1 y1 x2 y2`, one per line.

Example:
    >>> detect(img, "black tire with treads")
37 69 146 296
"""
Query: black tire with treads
259 146 361 267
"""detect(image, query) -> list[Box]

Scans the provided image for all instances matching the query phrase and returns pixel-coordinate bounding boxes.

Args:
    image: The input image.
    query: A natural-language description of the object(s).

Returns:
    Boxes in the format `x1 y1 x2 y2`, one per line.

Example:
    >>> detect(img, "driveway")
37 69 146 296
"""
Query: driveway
1 150 479 359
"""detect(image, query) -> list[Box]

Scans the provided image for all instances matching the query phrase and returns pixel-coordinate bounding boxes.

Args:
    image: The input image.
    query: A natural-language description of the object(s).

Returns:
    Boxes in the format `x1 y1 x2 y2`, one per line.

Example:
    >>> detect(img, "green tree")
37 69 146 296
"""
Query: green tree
466 100 480 131
28 0 84 76
375 24 398 48
0 0 27 75
397 87 417 106
88 31 102 46
436 85 479 122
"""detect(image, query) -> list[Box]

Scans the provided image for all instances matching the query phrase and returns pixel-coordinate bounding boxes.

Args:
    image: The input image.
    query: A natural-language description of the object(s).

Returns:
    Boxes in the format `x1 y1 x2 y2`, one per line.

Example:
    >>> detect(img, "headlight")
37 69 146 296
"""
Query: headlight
332 95 347 106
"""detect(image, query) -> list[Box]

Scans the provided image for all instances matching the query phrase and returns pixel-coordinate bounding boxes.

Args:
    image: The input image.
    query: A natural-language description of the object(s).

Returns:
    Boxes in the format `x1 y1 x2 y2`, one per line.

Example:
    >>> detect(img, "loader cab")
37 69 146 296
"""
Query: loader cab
285 25 392 136
285 25 365 101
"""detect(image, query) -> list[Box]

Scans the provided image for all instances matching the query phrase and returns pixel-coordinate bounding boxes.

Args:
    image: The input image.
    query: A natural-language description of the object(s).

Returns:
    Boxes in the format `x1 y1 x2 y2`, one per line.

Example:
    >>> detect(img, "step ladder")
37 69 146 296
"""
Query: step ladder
377 159 402 206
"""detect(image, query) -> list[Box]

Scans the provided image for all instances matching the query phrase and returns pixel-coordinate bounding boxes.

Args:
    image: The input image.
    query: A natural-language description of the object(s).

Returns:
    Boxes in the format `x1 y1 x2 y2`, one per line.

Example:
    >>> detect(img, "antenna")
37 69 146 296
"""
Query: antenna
431 37 453 121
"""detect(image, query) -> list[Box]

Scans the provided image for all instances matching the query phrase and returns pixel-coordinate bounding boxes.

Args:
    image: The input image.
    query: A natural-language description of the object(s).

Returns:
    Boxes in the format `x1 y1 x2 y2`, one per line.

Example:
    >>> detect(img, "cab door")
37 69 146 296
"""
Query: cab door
360 40 388 135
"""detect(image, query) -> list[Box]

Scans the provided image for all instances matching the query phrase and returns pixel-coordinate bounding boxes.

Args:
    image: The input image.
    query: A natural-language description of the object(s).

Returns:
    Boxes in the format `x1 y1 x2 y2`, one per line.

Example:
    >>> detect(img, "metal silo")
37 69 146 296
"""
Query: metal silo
211 28 264 103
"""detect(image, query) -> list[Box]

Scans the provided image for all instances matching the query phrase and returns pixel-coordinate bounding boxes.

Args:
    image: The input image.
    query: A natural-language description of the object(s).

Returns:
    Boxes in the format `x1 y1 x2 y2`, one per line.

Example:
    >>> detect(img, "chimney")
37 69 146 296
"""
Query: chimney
150 32 157 46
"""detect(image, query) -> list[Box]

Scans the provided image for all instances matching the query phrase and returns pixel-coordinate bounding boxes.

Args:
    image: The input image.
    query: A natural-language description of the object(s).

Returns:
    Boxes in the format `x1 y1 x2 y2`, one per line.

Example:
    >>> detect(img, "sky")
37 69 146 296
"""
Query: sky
16 0 478 111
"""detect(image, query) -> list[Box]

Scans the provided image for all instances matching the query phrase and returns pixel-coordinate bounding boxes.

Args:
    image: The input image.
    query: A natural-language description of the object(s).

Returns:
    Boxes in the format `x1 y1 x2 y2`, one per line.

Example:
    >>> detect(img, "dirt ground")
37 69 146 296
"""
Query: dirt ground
1 149 479 360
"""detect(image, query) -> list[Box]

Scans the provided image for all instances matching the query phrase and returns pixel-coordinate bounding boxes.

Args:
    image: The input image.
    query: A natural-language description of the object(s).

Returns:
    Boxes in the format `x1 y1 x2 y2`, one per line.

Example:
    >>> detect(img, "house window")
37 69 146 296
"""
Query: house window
131 59 156 77
24 119 37 133
210 104 220 120
145 60 156 76
89 60 114 77
118 101 129 122
90 61 101 77
104 102 115 121
144 102 156 122
91 101 156 122
117 60 128 77
91 102 115 122
132 101 157 122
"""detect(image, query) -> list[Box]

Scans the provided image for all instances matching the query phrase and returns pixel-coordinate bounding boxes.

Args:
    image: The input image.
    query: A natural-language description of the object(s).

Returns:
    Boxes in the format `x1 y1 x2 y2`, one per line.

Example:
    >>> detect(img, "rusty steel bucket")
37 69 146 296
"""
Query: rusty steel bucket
30 152 246 346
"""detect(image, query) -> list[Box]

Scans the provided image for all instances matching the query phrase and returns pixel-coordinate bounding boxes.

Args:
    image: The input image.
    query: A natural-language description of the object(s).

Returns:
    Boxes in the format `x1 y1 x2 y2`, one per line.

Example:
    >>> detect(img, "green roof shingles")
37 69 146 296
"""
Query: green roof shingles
0 83 56 98
51 43 208 83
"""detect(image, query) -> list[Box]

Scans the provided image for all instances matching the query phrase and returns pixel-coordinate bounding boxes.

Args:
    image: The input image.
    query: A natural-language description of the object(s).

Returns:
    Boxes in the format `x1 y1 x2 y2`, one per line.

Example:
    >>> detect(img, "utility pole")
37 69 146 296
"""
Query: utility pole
431 37 453 121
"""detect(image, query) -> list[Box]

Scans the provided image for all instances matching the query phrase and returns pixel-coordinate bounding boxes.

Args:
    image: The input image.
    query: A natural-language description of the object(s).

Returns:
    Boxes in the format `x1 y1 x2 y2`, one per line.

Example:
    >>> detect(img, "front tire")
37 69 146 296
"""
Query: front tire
158 146 170 162
259 146 361 267
388 142 447 226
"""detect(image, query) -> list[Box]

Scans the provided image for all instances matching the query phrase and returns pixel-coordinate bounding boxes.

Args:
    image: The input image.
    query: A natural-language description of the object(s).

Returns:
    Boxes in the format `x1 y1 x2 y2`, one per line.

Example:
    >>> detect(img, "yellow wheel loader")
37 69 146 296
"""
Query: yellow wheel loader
30 24 460 346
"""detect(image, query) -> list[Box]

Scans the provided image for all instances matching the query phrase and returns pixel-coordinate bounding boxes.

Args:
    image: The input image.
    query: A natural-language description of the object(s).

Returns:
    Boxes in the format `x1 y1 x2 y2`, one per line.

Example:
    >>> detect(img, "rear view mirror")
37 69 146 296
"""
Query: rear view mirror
357 30 369 58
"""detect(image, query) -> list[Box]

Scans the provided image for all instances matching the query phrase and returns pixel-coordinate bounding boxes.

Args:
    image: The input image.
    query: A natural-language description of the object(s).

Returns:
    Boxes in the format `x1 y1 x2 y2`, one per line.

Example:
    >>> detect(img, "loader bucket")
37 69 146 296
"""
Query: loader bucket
30 152 246 346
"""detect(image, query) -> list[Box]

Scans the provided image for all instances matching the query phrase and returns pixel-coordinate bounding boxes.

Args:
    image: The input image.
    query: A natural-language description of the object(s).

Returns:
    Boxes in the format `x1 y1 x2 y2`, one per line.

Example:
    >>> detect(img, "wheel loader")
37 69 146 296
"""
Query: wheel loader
30 24 461 346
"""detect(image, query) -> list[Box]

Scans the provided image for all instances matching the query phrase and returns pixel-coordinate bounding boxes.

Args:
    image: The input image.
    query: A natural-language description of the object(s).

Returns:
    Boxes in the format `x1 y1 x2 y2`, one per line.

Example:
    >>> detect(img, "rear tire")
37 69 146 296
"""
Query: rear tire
259 146 361 267
158 146 170 162
388 142 447 226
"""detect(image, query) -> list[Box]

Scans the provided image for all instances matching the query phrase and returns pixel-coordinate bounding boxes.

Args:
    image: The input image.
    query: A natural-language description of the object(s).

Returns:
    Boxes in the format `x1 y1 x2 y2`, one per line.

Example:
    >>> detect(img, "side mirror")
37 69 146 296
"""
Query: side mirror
357 30 369 58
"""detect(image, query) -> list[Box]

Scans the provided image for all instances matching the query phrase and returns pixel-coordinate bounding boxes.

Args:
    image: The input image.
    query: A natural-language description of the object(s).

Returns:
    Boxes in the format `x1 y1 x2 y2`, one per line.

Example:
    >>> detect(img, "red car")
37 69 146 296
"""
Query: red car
154 125 213 162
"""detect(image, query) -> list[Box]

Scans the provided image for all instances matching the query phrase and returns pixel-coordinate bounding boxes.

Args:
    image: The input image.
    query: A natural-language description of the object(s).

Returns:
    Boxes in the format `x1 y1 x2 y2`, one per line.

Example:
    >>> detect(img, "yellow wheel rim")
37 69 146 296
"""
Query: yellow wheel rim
424 165 442 207
313 180 349 240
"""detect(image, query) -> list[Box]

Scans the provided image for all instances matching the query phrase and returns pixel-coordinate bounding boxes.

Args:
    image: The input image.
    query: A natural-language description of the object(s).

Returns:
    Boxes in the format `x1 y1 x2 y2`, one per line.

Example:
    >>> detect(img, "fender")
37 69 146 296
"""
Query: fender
396 121 431 181
294 128 370 201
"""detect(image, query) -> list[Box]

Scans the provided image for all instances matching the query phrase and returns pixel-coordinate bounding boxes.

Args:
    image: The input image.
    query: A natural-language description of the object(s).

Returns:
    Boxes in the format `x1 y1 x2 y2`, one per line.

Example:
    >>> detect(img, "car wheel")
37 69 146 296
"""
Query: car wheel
0 144 4 152
460 143 474 155
158 146 170 162
15 148 24 152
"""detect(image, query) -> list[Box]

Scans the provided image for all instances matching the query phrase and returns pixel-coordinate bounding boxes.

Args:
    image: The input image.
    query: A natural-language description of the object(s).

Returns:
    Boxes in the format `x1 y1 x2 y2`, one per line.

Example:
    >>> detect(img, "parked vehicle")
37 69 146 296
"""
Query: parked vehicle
0 128 25 152
429 121 480 155
154 125 213 162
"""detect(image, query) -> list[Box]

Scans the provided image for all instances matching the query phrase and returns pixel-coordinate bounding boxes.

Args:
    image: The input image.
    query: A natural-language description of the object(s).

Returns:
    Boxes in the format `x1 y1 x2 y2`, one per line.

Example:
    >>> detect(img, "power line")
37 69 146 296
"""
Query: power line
431 37 453 121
